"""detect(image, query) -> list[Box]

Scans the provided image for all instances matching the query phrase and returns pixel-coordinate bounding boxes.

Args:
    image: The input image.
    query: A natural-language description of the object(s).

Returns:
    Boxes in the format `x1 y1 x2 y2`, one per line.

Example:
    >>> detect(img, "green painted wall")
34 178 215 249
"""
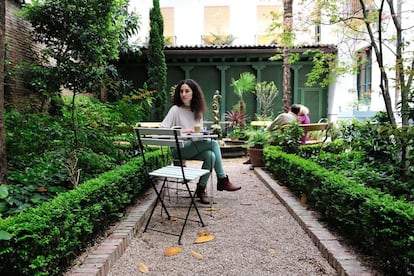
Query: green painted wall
117 48 330 123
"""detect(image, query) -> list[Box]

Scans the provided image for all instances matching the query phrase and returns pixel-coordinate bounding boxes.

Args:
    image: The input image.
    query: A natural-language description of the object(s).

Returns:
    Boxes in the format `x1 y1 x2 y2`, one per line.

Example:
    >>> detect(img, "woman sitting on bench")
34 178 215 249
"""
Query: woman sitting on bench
296 104 311 144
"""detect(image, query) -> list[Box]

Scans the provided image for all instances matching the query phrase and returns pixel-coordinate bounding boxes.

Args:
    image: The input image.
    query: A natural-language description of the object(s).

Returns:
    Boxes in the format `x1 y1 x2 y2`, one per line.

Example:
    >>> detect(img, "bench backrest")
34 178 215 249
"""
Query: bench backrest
136 122 162 128
299 123 331 132
250 121 272 127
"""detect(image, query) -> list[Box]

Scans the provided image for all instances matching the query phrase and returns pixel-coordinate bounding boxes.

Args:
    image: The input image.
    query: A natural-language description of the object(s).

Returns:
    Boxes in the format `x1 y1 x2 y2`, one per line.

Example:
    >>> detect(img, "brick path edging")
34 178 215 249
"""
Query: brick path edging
68 193 157 276
69 168 373 276
255 168 372 276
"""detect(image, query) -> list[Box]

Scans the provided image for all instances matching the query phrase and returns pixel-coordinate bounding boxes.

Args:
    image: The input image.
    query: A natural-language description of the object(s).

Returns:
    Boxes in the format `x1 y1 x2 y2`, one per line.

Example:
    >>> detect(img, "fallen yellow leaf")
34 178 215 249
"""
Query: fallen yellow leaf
197 230 210 237
170 216 178 221
137 262 149 273
205 207 218 211
300 194 307 205
194 234 215 244
164 246 182 256
267 248 277 255
190 249 203 260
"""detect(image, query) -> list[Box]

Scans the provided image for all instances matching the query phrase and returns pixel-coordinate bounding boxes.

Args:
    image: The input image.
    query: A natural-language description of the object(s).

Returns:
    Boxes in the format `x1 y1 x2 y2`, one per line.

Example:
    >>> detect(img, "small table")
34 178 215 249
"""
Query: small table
179 133 218 141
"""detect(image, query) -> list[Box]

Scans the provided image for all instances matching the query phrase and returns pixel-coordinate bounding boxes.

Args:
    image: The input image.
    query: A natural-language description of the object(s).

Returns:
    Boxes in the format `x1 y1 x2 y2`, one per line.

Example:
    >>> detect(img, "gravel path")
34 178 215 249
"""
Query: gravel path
107 158 338 276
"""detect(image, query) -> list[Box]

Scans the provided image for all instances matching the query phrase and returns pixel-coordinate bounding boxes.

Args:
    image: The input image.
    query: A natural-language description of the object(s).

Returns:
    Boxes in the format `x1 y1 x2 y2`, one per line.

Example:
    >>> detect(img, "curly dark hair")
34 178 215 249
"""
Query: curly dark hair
172 79 207 120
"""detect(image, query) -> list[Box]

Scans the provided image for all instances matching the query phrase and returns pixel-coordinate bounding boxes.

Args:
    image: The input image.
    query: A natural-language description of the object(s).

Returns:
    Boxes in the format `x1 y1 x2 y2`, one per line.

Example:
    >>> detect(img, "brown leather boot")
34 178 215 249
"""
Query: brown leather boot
195 186 210 204
217 176 241 191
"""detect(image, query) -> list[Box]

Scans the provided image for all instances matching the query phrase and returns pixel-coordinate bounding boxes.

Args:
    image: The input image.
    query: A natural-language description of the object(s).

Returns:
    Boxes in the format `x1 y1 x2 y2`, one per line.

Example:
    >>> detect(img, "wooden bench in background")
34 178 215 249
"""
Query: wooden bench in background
250 120 332 144
300 122 332 144
250 121 272 129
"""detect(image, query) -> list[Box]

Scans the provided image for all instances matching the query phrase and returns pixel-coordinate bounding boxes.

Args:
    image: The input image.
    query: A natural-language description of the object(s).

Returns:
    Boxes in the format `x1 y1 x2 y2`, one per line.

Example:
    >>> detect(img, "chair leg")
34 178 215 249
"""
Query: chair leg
176 181 205 244
144 177 206 244
144 178 171 233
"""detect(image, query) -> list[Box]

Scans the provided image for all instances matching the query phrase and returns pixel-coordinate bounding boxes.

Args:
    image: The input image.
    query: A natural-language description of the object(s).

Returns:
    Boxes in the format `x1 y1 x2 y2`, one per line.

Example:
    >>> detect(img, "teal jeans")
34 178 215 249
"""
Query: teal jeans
172 140 226 187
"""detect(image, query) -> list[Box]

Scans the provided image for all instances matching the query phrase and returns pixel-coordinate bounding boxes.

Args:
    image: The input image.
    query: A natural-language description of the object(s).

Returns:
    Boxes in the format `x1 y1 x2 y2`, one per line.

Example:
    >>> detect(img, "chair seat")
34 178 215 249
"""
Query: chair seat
150 165 210 181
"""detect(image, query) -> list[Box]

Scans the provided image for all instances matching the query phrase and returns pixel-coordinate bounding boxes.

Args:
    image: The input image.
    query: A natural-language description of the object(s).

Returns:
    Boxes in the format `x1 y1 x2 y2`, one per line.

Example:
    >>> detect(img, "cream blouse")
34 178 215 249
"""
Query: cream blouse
160 105 203 129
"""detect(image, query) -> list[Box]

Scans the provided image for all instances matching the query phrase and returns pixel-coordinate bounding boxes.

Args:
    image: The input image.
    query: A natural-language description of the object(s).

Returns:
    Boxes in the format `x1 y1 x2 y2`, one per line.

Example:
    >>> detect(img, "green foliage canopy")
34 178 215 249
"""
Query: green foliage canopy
19 0 130 93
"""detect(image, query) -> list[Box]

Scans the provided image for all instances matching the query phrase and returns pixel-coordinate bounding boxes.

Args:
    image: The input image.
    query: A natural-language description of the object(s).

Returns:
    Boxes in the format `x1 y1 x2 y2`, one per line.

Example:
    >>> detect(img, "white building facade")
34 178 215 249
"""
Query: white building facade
129 0 414 123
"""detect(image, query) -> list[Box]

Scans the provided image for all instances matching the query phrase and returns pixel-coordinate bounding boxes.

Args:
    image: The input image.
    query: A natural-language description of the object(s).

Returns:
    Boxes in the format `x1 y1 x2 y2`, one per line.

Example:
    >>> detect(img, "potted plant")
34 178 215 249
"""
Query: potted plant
246 129 269 167
225 110 247 141
228 127 243 141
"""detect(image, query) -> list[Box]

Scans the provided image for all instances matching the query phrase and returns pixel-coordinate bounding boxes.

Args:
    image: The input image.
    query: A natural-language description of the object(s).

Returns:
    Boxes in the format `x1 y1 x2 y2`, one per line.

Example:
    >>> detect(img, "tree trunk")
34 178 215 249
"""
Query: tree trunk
360 0 409 176
282 0 293 113
386 0 409 176
100 84 107 102
359 0 396 127
282 49 291 113
239 99 245 129
0 0 7 184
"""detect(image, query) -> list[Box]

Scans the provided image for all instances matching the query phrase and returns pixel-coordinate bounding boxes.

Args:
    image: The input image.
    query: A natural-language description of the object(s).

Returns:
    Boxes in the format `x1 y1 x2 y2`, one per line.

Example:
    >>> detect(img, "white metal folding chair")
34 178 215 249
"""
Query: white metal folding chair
134 127 210 244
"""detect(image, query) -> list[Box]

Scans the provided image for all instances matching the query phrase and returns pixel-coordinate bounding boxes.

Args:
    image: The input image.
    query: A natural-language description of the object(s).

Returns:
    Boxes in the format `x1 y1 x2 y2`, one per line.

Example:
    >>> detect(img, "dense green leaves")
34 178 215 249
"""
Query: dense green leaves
3 96 148 217
147 0 167 120
264 115 414 273
0 153 164 275
267 121 303 154
18 0 139 97
21 0 123 63
264 146 414 274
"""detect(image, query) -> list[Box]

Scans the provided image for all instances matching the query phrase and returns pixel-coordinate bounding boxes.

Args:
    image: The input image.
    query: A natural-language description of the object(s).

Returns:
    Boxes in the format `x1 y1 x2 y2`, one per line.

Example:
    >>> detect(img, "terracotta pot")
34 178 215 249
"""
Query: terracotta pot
248 148 265 167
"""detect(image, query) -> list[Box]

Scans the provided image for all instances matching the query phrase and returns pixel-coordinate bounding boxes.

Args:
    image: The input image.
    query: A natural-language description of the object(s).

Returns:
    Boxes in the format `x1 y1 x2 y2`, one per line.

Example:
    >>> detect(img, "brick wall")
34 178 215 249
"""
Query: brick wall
5 0 42 111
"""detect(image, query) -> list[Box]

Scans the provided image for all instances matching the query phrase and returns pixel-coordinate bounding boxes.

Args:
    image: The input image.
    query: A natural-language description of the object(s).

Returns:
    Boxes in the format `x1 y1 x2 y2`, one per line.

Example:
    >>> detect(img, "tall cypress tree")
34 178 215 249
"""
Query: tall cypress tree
147 0 167 120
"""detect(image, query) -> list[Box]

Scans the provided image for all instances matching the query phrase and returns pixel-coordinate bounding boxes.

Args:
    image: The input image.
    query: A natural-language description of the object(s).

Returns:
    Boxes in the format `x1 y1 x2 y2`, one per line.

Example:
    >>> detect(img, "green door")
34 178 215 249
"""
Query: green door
296 88 328 123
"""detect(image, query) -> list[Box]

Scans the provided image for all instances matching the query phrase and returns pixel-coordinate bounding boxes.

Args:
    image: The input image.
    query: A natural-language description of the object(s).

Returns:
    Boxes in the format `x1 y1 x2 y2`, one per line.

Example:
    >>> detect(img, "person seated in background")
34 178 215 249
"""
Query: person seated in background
296 104 310 144
264 104 300 132
244 104 300 165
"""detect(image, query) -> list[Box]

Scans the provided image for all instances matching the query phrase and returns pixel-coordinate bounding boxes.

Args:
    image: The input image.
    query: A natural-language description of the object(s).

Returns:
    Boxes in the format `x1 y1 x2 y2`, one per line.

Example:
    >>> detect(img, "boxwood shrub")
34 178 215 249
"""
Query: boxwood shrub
0 150 167 275
264 146 414 274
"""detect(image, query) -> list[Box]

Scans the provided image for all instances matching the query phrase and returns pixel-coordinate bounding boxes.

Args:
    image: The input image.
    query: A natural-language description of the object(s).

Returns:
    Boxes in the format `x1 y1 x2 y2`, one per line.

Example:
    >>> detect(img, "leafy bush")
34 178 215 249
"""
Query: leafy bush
245 129 269 149
6 110 70 165
334 118 404 164
0 152 166 275
263 116 414 273
308 118 414 202
4 95 150 217
267 121 303 153
264 146 414 274
291 117 414 202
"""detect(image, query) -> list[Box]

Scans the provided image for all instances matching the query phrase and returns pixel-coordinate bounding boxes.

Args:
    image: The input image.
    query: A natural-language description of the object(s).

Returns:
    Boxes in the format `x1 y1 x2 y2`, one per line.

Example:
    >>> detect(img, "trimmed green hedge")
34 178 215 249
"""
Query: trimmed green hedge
0 151 167 276
264 146 414 274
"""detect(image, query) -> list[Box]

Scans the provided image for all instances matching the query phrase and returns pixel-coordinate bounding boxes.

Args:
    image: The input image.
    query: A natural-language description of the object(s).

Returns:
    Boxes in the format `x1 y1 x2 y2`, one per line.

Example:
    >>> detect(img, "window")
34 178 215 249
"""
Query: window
356 47 372 104
203 6 230 44
343 0 374 16
161 7 175 46
345 0 361 16
256 5 282 44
